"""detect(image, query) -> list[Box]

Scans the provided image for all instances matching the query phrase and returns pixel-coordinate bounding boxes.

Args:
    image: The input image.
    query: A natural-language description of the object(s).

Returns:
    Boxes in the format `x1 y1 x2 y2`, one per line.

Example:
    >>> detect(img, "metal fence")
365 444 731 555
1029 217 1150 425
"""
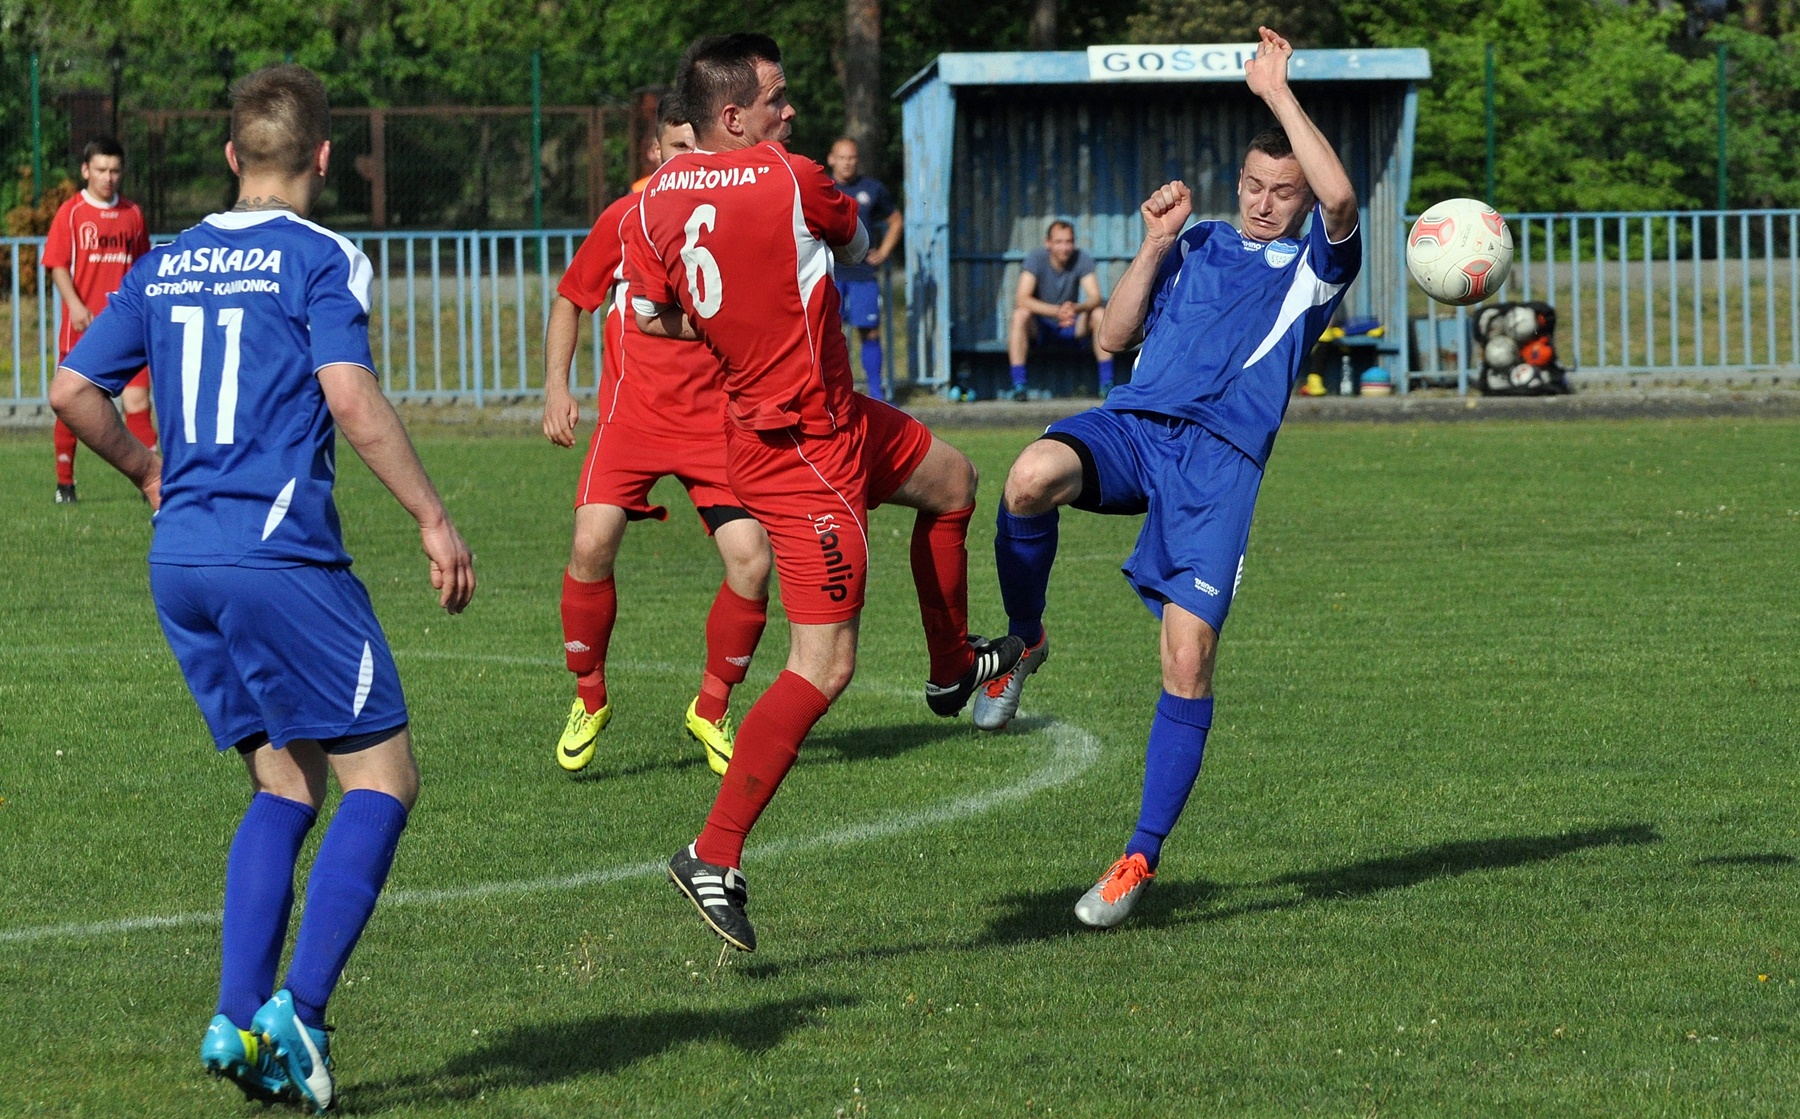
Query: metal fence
1 229 901 406
1414 208 1800 392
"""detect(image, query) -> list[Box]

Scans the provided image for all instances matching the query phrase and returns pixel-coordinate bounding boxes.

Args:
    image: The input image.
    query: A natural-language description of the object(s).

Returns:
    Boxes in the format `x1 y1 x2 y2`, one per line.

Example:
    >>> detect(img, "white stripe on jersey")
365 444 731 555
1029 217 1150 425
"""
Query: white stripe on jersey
204 210 373 312
779 158 835 428
1241 256 1344 370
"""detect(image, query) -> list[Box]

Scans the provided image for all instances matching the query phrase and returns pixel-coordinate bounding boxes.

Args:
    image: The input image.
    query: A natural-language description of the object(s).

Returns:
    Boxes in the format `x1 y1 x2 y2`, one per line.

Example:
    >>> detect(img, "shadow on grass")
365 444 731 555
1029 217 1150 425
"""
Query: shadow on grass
977 823 1661 945
801 718 977 763
736 825 1662 976
343 993 858 1111
1693 852 1795 868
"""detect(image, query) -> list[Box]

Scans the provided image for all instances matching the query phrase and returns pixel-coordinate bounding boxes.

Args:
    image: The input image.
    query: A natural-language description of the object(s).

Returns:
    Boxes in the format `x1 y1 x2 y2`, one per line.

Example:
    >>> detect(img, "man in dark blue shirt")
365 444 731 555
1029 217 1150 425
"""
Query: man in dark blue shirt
828 137 902 401
977 28 1362 929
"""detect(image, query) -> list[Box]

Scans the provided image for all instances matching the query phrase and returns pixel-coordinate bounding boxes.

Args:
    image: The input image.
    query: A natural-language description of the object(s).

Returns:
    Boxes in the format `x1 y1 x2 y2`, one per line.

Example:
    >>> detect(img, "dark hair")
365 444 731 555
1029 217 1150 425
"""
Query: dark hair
229 64 330 177
656 92 691 132
1045 219 1075 239
676 33 782 135
1247 126 1294 161
81 136 124 165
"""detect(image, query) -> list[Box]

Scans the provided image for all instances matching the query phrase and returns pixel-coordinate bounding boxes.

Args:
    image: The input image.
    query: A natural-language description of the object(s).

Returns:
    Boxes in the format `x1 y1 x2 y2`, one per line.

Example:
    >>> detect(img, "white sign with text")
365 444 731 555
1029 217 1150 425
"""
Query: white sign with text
1086 44 1260 81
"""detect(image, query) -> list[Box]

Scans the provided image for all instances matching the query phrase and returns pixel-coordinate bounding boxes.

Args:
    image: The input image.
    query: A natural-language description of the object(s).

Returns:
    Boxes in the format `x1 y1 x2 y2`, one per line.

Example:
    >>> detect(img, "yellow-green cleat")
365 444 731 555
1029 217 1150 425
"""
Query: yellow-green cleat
684 698 734 777
557 697 612 772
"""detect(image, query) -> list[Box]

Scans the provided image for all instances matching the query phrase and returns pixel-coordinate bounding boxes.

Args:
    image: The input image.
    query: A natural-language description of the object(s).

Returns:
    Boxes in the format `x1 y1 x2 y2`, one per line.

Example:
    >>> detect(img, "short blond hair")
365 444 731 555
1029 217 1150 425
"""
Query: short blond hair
229 64 329 177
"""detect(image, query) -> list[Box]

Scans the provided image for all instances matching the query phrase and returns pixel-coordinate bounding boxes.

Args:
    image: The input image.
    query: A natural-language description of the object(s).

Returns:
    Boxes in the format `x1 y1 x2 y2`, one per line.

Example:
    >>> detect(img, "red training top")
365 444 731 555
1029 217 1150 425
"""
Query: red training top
42 191 150 357
625 142 861 435
560 191 727 438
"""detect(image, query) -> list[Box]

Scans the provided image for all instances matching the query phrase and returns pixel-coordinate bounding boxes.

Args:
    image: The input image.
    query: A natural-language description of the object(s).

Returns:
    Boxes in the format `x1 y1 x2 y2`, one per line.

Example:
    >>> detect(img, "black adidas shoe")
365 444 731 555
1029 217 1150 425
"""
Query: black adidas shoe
925 634 1027 718
54 483 77 504
668 843 756 952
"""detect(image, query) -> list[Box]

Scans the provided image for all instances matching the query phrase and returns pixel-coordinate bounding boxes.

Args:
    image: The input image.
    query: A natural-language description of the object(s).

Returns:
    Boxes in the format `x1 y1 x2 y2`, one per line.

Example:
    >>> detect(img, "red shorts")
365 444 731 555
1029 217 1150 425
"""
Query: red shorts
725 394 935 625
573 422 741 527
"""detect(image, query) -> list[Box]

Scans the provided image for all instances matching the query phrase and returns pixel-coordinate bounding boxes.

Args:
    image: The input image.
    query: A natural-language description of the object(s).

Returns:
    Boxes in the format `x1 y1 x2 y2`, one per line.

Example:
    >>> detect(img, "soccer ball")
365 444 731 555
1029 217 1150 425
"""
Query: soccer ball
1406 199 1514 306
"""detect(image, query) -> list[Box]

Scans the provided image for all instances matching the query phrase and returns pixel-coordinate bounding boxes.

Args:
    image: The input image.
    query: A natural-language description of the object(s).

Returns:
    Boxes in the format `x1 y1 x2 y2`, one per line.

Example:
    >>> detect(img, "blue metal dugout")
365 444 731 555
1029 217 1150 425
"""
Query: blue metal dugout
897 47 1431 395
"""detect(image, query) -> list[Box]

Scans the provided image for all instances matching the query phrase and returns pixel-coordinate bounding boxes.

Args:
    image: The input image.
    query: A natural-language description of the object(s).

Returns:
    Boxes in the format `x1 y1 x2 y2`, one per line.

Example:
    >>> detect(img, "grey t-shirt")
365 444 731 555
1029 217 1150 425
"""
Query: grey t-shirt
1022 246 1097 307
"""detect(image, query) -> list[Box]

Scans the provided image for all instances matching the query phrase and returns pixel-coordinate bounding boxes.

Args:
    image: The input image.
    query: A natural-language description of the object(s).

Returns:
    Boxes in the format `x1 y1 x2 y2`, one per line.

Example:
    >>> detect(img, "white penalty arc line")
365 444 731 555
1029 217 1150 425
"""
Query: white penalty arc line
0 720 1102 946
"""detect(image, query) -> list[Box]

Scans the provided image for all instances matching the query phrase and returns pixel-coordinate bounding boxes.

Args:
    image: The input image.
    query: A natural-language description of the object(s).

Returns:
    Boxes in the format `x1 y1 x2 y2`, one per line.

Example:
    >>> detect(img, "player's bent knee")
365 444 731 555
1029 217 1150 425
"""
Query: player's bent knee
1003 445 1079 515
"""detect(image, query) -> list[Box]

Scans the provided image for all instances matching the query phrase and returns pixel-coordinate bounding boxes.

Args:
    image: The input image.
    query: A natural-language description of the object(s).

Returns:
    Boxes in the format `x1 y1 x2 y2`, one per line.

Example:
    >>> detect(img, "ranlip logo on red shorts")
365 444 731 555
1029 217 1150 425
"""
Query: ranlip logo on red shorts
812 512 856 602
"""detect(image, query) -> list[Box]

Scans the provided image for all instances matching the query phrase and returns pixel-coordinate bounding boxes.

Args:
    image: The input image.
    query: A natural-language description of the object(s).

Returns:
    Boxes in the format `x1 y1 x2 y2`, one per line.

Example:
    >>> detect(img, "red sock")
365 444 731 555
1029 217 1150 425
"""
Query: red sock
694 671 831 867
912 506 976 684
560 571 616 712
124 408 157 449
696 582 768 723
54 419 77 486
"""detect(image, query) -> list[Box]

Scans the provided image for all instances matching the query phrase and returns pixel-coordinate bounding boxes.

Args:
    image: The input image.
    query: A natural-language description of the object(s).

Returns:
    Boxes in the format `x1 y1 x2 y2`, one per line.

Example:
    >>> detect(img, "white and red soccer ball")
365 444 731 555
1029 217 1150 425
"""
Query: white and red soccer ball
1406 198 1514 306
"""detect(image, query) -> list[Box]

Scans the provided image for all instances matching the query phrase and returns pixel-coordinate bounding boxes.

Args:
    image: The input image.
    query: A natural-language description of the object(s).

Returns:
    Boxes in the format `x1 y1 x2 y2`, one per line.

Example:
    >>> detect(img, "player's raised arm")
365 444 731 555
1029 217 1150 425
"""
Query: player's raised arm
1097 181 1191 354
318 364 475 613
1244 26 1357 240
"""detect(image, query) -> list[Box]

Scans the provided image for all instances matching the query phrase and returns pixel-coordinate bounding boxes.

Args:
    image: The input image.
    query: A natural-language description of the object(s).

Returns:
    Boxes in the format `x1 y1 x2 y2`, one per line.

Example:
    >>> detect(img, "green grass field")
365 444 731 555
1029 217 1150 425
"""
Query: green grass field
3 415 1799 1117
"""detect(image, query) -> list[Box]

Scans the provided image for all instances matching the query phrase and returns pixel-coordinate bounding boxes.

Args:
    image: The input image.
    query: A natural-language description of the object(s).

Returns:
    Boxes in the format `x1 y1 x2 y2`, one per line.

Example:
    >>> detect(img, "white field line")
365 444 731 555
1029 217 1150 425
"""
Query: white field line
0 721 1101 946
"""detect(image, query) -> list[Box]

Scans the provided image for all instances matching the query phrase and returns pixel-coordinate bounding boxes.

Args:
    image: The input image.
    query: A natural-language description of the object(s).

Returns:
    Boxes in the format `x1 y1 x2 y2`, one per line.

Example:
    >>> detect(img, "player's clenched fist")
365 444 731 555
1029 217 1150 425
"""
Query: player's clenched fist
1141 181 1193 245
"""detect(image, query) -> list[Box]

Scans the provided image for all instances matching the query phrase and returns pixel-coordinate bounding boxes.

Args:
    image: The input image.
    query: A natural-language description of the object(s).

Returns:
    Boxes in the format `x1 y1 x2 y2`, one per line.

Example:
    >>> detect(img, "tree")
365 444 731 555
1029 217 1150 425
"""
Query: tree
843 0 883 175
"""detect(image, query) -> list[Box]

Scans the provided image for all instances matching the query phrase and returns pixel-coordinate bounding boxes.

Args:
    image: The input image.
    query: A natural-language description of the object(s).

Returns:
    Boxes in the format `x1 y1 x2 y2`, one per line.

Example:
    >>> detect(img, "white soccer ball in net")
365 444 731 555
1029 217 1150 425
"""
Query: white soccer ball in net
1406 198 1514 306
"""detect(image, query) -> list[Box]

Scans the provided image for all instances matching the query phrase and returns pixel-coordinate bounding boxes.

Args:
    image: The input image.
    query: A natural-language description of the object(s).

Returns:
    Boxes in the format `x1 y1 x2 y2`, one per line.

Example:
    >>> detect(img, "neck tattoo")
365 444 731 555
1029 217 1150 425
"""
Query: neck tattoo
233 195 294 213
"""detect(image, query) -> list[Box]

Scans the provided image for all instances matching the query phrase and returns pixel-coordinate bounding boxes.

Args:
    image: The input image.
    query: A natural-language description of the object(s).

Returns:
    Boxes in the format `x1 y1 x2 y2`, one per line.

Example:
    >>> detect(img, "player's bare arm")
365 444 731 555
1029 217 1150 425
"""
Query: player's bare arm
318 363 475 613
634 302 699 341
49 268 94 333
48 368 160 505
542 294 584 447
1245 26 1358 240
1098 180 1192 353
865 207 903 267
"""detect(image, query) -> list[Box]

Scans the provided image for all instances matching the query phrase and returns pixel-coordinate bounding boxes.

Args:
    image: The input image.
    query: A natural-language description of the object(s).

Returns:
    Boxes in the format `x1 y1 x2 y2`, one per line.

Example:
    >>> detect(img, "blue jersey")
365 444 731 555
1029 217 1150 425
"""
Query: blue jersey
63 210 376 567
1105 203 1361 466
833 175 894 284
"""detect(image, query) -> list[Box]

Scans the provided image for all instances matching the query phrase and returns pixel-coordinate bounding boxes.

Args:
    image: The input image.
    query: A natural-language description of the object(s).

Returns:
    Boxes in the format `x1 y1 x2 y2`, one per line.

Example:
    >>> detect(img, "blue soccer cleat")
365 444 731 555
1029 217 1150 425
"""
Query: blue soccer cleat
200 1013 292 1104
251 990 333 1113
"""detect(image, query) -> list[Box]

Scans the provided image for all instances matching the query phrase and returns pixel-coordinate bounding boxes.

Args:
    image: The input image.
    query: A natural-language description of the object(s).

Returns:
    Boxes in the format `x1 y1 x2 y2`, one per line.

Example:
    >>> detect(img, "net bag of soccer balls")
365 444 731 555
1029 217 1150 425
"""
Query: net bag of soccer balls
1472 301 1567 396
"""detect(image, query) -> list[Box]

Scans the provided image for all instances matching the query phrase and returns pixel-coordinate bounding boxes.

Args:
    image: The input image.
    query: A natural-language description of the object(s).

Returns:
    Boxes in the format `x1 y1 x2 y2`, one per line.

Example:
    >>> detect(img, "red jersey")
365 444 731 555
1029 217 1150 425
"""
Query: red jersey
42 191 150 357
561 192 725 438
625 143 861 436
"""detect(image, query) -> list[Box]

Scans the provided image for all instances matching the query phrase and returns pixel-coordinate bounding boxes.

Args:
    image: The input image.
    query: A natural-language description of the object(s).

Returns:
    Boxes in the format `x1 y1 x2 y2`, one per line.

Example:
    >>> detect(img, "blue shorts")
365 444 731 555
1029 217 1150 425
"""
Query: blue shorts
150 563 409 751
836 277 881 329
1033 316 1084 347
1042 409 1263 634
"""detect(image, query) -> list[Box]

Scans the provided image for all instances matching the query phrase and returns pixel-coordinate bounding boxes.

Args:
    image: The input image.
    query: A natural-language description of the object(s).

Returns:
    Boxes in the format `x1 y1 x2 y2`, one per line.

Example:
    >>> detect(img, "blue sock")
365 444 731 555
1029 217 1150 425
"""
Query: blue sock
861 337 886 401
1097 358 1115 392
1125 692 1213 870
284 790 408 1028
994 505 1057 644
217 793 316 1027
1010 363 1028 389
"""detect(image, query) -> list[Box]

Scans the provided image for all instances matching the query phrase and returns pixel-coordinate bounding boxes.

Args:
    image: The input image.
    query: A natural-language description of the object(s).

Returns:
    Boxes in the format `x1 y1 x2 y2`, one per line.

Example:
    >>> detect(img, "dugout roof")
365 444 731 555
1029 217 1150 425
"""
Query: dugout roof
896 48 1431 391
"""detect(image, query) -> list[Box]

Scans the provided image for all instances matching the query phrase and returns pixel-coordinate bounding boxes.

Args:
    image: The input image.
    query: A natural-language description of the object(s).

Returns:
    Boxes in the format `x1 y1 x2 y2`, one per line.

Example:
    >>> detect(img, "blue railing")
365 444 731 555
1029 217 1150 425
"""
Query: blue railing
7 210 1798 406
1414 208 1800 393
3 230 601 408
